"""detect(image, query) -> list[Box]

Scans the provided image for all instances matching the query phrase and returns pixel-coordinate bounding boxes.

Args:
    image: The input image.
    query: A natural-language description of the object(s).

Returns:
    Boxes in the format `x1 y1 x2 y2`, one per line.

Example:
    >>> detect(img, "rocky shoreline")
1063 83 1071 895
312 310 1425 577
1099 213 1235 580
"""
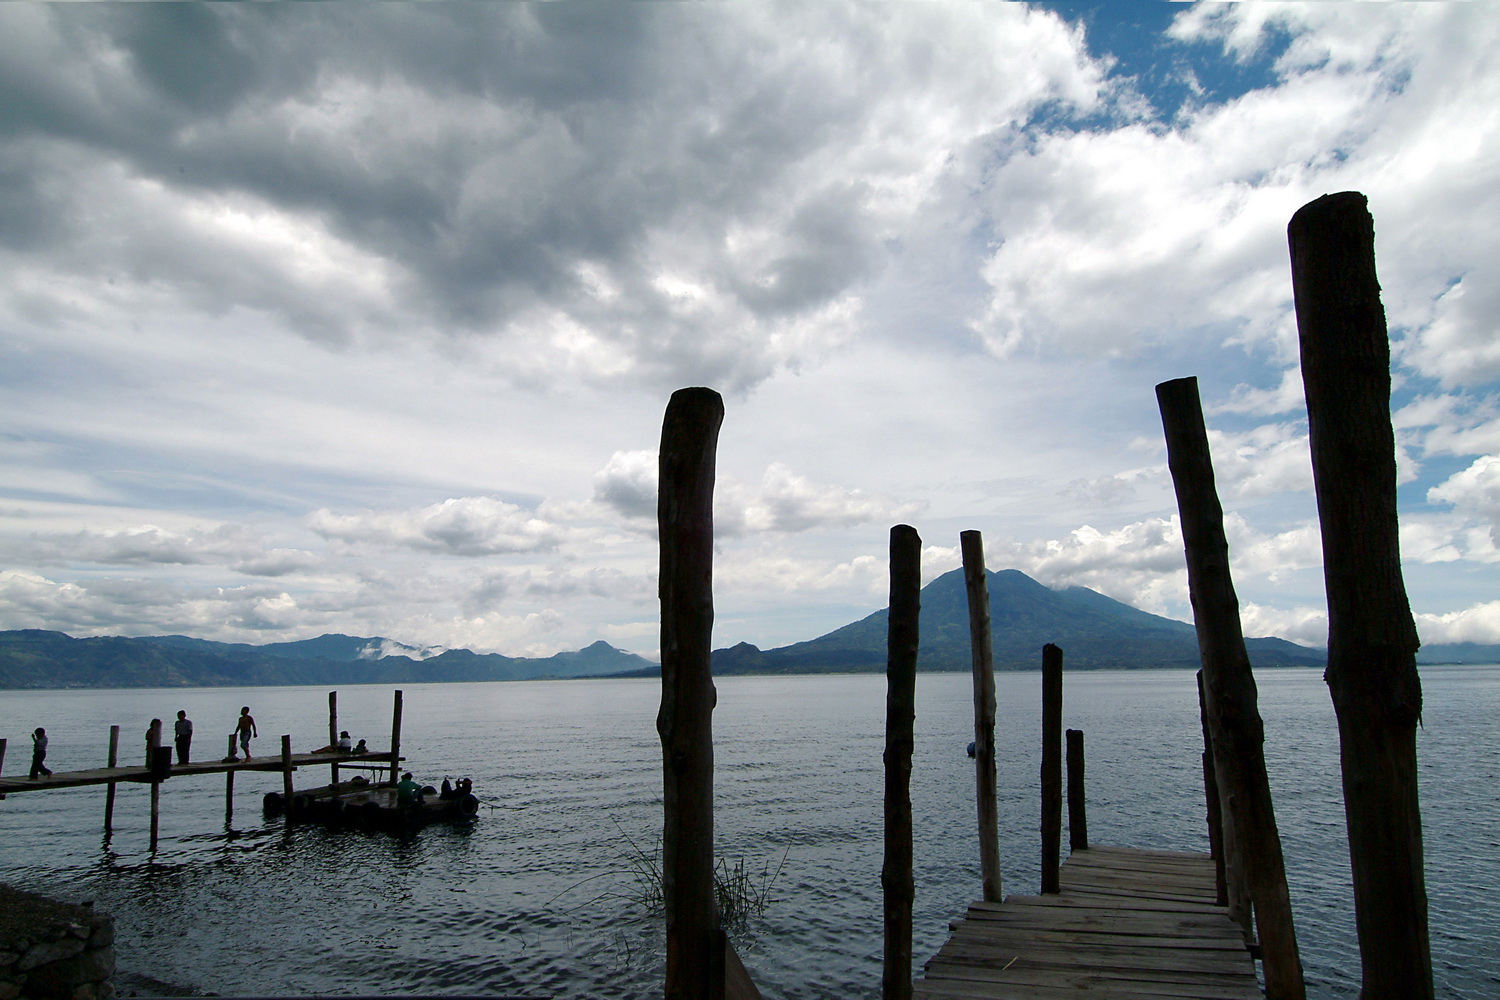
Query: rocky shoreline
0 885 115 1000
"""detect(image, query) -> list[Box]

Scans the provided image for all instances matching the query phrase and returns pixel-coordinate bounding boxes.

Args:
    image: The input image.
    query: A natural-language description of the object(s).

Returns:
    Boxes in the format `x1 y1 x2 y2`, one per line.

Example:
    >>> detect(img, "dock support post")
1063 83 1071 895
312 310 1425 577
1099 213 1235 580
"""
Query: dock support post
224 734 236 823
280 735 294 817
883 523 921 1000
389 690 404 787
1198 672 1231 908
104 725 120 835
1158 375 1304 998
961 530 1002 902
1040 644 1063 894
329 691 339 786
1066 728 1087 851
656 387 732 1000
0 738 6 781
1290 191 1432 1000
148 724 161 851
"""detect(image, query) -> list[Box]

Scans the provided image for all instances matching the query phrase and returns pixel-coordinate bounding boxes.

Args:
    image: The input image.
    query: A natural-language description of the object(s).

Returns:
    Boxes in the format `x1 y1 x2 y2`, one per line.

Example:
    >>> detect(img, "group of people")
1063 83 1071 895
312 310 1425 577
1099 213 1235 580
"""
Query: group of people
27 705 264 779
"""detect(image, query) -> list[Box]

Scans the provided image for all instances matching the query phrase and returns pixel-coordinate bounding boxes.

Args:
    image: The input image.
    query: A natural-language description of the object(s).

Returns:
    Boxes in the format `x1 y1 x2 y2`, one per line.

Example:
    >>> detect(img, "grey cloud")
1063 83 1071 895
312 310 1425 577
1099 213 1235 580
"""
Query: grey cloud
0 3 1095 391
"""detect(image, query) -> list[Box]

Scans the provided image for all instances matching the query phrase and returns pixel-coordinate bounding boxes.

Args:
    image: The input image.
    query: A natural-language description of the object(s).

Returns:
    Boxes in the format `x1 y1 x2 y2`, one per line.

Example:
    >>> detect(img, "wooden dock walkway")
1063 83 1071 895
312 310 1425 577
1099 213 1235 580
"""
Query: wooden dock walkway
914 846 1260 999
0 749 397 797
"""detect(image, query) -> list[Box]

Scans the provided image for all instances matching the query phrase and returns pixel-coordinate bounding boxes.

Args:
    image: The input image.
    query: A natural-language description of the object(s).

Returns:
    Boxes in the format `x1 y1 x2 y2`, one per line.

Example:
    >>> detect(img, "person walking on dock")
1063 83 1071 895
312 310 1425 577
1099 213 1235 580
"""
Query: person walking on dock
235 706 258 760
28 727 52 780
174 710 193 765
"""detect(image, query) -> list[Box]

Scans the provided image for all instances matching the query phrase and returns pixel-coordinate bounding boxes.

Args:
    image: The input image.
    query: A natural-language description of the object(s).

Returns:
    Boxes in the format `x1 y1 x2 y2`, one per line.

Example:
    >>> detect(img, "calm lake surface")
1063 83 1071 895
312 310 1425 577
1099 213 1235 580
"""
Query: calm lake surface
2 667 1496 999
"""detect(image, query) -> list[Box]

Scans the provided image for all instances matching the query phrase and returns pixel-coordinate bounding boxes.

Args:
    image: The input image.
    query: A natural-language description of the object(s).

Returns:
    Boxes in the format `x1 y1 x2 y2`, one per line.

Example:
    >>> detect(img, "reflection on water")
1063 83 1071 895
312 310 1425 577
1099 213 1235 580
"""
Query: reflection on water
2 668 1497 999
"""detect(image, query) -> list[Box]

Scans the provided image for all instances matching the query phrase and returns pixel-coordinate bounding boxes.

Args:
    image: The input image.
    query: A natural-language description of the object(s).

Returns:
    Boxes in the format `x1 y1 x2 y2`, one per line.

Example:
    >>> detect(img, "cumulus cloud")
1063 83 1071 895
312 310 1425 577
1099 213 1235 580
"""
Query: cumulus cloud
1415 601 1500 646
971 2 1500 383
591 451 657 520
734 464 925 535
307 497 563 556
1428 456 1500 544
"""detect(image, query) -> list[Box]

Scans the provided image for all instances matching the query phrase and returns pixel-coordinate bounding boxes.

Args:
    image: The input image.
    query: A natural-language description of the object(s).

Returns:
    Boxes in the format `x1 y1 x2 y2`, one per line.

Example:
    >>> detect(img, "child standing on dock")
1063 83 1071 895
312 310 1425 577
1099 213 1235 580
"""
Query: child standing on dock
235 706 257 760
28 727 52 779
174 710 193 765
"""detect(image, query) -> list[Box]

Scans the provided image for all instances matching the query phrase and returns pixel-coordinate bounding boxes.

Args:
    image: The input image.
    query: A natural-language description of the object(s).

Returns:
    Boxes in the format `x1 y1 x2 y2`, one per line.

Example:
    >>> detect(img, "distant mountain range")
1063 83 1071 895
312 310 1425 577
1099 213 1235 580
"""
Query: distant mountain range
0 630 654 690
2 567 1488 689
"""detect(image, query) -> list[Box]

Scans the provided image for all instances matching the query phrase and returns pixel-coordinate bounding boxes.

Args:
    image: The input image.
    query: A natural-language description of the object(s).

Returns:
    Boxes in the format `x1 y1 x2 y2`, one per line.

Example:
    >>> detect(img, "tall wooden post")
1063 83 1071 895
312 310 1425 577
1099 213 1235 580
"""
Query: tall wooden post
960 530 1003 902
657 387 725 1000
282 731 295 815
1065 729 1088 852
148 722 161 851
1290 191 1432 1000
104 725 120 834
0 738 6 780
1158 375 1304 997
1197 672 1231 909
883 524 921 1000
389 690 404 787
224 733 236 823
328 691 339 786
1039 644 1063 894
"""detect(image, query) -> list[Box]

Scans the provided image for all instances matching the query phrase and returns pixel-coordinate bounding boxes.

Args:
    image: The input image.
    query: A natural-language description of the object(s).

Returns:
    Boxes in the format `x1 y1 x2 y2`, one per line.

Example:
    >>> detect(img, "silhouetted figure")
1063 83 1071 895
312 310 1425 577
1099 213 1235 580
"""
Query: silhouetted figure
175 710 193 765
29 728 52 780
235 706 257 760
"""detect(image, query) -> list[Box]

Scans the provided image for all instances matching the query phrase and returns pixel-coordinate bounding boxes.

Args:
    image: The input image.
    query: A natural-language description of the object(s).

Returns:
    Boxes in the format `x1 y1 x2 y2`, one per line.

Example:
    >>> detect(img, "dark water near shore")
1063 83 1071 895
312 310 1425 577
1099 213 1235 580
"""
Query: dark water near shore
2 667 1497 999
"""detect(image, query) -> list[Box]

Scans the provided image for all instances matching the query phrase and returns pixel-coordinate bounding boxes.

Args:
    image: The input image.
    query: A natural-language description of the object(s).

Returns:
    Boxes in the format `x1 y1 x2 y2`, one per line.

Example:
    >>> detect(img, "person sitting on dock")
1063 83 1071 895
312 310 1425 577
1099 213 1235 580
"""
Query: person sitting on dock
352 738 368 754
235 706 257 761
395 772 423 810
174 710 193 765
337 731 352 752
29 727 52 780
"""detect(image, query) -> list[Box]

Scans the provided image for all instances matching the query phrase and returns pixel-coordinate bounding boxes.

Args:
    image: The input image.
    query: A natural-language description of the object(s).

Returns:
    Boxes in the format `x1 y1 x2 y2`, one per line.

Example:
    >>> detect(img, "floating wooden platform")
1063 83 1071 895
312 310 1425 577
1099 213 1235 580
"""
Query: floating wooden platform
914 845 1260 999
0 750 397 797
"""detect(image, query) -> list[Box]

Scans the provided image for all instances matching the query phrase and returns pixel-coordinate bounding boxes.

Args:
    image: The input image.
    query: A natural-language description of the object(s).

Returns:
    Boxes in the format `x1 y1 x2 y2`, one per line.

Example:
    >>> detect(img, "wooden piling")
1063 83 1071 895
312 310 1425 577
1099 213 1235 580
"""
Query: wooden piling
883 523 921 1000
148 723 161 851
104 725 120 834
280 735 294 816
960 530 1002 903
328 691 339 786
225 733 236 822
657 386 726 1000
1065 728 1087 852
1289 191 1432 1000
1197 672 1230 909
1039 643 1063 894
1157 375 1304 998
389 690 404 787
0 738 6 781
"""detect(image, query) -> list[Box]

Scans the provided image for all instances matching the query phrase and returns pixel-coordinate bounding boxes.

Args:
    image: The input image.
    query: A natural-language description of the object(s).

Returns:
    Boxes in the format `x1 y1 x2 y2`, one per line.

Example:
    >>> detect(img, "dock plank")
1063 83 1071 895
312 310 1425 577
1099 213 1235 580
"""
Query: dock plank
914 847 1259 1000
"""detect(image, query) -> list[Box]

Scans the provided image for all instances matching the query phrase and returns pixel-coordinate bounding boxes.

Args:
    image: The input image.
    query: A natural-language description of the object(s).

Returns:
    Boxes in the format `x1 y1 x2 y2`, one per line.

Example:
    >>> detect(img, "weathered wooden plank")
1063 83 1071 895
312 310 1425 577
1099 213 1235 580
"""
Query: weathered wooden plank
915 847 1259 999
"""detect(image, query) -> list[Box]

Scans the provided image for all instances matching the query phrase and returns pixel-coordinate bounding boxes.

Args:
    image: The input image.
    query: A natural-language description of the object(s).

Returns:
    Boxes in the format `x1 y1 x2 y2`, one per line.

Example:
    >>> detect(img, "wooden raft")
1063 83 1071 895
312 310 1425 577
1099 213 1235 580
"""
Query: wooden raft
914 846 1260 999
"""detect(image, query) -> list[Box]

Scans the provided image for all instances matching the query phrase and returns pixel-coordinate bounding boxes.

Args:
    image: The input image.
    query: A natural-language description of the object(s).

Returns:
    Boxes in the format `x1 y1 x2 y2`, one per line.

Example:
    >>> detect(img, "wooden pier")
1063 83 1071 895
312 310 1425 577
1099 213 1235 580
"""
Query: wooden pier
915 846 1260 999
0 747 398 798
0 689 406 850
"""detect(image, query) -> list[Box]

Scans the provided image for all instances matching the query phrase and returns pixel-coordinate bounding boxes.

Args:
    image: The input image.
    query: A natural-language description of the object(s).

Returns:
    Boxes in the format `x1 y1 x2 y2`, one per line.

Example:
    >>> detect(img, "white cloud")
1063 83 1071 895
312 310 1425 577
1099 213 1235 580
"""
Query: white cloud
307 497 563 556
1415 601 1500 646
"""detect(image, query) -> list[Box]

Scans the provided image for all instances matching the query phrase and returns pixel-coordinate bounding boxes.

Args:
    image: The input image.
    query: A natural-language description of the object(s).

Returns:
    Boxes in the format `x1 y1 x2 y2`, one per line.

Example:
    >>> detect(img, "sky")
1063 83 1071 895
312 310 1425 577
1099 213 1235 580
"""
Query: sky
3 2 1500 661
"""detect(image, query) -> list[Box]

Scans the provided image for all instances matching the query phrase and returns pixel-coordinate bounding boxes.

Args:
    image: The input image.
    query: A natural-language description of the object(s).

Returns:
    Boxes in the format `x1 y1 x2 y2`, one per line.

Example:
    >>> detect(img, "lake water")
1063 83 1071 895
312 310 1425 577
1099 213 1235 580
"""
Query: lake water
1 667 1496 999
